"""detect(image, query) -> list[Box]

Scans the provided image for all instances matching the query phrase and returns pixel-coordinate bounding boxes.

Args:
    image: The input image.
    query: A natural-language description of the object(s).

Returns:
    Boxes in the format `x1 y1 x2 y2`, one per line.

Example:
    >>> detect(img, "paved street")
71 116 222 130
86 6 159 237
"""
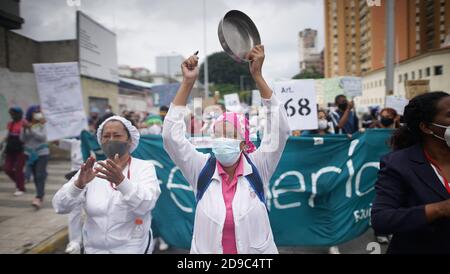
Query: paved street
0 159 388 254
152 228 388 254
0 160 70 254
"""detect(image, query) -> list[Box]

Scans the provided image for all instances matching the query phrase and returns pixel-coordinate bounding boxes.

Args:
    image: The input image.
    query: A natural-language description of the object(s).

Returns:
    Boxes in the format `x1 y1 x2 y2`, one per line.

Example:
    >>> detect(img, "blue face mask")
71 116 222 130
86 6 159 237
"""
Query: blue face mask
212 138 242 167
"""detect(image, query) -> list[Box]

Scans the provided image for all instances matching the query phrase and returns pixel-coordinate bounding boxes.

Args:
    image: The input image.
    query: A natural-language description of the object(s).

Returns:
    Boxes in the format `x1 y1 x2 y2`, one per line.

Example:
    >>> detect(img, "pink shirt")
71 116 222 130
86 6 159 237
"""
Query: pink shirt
217 154 244 254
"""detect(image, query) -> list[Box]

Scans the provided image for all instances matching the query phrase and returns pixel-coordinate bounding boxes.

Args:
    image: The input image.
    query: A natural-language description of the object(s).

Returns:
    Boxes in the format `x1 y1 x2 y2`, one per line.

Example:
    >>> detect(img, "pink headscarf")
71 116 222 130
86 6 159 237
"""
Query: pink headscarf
213 112 256 154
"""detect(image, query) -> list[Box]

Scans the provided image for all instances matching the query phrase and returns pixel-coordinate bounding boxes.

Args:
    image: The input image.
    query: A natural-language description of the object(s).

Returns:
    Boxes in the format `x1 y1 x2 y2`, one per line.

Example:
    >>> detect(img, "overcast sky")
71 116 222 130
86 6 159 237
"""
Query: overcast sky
15 0 324 83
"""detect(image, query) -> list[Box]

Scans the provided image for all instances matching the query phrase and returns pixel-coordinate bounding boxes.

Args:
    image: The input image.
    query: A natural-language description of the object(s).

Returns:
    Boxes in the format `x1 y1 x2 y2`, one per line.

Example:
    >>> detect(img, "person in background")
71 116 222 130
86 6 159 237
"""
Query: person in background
3 107 26 196
302 110 335 136
361 113 375 129
159 106 169 122
330 95 359 135
375 108 400 129
105 105 113 114
22 105 49 209
371 92 450 254
140 115 163 135
88 107 100 133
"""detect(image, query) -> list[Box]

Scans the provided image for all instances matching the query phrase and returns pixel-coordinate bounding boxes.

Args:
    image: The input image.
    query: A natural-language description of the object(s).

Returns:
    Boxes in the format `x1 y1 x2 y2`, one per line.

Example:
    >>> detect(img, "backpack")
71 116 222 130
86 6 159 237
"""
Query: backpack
196 153 266 207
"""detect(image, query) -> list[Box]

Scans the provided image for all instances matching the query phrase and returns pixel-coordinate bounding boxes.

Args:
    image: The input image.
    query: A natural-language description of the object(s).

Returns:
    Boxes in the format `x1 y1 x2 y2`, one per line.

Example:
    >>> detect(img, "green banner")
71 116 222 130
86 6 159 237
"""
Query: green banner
80 129 393 248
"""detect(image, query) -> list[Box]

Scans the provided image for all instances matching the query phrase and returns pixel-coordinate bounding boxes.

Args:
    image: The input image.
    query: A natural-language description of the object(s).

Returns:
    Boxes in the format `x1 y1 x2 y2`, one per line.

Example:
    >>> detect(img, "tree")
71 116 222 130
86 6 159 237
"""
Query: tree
199 52 255 95
292 69 324 80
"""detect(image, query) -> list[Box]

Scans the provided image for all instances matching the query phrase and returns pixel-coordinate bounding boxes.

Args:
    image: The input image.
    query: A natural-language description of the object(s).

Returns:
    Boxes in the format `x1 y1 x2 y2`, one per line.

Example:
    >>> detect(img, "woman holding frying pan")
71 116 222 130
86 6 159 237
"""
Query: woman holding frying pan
162 45 290 254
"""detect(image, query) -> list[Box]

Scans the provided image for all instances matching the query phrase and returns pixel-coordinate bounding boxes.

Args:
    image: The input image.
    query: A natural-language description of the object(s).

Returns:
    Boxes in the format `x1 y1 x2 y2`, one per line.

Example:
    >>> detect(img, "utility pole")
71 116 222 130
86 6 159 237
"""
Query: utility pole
385 0 395 95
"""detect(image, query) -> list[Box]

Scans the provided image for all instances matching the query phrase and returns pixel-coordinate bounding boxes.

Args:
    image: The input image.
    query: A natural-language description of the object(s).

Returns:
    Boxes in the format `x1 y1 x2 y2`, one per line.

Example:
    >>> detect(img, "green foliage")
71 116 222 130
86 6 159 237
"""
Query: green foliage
292 70 324 79
199 52 255 91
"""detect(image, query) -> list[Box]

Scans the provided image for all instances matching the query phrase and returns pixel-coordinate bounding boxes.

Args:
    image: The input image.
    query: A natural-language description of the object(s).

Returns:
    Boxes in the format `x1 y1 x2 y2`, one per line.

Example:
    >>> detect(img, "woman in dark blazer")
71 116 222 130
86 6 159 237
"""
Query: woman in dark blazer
371 91 450 254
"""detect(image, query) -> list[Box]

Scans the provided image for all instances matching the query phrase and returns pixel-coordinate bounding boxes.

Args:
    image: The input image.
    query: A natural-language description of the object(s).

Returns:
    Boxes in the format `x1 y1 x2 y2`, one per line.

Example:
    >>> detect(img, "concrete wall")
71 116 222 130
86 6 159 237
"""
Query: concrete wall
81 77 119 115
39 40 77 63
6 30 40 72
4 30 77 73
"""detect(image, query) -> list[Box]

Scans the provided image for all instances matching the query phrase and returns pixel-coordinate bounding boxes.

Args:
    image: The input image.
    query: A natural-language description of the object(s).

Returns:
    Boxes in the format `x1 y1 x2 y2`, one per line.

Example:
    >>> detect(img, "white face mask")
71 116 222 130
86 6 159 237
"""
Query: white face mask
432 123 450 147
318 119 328 130
33 112 44 121
212 137 242 167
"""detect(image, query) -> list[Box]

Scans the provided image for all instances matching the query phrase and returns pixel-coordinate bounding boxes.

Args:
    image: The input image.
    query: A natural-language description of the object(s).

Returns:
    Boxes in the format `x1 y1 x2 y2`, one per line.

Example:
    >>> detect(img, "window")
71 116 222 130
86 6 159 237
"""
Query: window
399 74 402 83
434 65 443 76
426 67 431 77
411 71 415 80
419 69 423 79
404 73 408 82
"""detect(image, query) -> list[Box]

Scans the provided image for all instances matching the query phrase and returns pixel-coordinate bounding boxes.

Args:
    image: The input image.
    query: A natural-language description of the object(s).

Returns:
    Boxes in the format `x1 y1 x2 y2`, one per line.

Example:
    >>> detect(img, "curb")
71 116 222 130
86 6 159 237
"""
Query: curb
25 227 68 254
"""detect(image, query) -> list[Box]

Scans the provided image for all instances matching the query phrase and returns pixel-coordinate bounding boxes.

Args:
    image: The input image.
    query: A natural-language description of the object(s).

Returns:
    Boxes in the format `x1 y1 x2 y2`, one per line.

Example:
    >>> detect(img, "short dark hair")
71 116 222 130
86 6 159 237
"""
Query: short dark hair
335 94 346 104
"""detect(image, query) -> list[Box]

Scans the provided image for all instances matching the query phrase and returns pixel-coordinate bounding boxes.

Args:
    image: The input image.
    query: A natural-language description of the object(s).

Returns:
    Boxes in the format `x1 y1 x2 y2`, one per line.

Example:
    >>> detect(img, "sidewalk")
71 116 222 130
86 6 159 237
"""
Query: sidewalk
0 160 71 254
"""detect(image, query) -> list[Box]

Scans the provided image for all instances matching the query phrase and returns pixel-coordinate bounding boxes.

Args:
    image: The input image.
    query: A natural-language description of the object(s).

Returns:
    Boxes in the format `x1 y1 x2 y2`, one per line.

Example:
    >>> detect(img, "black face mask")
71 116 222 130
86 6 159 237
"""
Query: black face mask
10 114 22 121
338 102 348 111
380 117 394 127
101 141 129 159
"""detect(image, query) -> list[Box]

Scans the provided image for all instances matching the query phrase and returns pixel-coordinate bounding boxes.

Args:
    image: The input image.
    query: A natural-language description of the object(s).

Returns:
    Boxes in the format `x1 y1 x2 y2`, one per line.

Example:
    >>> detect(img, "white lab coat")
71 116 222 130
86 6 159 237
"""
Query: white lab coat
52 157 161 254
162 96 290 254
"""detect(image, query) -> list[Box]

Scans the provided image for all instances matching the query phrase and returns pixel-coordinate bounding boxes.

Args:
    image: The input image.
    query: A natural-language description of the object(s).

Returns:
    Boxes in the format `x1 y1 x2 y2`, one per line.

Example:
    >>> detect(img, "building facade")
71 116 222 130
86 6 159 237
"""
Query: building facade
324 0 450 78
355 47 450 109
0 2 120 136
298 28 323 74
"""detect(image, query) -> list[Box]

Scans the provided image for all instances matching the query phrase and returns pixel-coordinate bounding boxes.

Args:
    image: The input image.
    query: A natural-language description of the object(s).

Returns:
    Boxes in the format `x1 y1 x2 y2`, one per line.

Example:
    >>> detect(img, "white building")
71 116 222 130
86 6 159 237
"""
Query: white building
119 66 151 80
355 47 450 110
156 54 184 78
118 65 133 77
298 28 321 73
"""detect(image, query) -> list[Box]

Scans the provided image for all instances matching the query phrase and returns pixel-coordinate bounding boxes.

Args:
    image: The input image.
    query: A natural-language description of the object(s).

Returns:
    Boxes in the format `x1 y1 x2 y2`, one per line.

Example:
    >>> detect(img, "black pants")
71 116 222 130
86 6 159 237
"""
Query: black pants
30 155 49 199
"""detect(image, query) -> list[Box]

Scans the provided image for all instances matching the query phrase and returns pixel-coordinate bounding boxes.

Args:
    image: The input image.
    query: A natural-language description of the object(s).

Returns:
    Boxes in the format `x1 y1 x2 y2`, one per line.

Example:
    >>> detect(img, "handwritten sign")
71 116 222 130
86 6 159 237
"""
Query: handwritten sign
273 80 318 130
385 96 409 115
33 62 88 141
340 77 362 98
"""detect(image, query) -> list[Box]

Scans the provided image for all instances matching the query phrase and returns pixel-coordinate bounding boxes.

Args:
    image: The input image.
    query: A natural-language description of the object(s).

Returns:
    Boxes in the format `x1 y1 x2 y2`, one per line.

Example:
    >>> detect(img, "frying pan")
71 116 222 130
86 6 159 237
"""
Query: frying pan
218 10 261 63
